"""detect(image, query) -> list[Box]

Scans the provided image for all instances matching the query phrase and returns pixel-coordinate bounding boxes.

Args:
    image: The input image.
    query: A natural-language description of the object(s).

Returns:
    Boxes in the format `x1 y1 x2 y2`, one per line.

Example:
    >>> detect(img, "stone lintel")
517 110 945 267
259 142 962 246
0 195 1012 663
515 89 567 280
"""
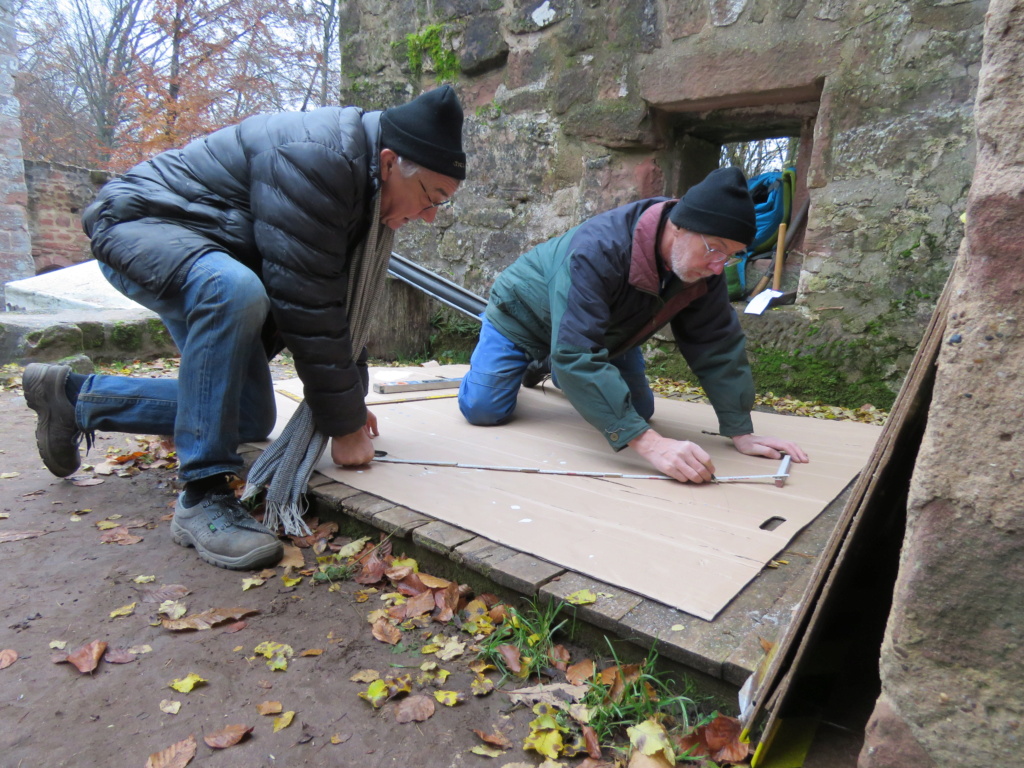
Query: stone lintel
412 520 477 555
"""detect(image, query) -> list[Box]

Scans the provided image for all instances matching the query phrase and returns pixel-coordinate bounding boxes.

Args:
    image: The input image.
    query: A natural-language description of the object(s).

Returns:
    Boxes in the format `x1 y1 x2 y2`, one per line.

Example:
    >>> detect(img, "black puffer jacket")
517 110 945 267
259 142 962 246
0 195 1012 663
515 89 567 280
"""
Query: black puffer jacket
82 107 382 437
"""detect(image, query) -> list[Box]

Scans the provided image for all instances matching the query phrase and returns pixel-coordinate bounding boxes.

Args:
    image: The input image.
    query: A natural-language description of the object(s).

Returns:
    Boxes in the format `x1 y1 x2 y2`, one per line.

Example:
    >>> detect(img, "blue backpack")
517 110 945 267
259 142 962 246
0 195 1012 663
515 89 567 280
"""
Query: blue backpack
726 168 795 299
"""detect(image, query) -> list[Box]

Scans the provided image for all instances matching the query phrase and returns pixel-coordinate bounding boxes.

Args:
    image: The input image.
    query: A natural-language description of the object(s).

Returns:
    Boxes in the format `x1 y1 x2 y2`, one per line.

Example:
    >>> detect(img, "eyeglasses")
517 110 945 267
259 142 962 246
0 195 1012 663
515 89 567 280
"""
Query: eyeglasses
700 234 733 266
418 178 453 211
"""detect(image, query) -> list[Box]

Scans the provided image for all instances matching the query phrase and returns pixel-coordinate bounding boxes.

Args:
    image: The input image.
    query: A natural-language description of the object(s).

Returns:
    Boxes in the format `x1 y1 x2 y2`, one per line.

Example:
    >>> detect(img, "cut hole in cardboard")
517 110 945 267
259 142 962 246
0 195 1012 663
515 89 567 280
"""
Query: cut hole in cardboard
760 516 787 531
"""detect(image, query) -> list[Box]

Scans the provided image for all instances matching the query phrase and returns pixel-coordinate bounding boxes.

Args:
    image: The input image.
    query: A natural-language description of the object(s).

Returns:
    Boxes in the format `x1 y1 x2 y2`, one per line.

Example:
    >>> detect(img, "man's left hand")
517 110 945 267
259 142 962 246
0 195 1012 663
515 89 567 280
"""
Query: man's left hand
731 434 809 464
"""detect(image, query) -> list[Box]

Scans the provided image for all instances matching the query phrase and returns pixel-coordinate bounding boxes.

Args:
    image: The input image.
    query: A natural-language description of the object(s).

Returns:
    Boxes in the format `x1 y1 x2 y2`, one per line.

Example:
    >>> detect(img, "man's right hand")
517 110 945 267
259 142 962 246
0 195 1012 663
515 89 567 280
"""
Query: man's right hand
629 428 715 483
331 428 375 467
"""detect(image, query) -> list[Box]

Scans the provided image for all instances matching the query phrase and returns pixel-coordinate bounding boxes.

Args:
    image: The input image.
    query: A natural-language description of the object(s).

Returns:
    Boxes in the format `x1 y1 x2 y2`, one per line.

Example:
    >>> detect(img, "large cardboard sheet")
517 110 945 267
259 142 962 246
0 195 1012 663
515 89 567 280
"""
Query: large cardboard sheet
269 375 881 620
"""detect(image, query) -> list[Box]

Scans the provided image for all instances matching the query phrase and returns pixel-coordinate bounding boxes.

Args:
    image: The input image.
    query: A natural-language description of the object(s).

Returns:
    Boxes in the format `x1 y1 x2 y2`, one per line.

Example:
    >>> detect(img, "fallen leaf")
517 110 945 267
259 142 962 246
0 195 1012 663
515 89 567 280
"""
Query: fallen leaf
372 617 402 645
257 700 283 715
394 694 435 723
497 644 522 674
204 724 253 749
565 589 597 605
470 744 505 757
701 714 750 763
273 711 295 732
349 668 380 683
68 476 104 487
99 526 142 545
330 733 352 745
506 683 589 710
144 734 197 768
49 640 67 650
523 725 564 760
95 520 120 530
168 673 207 693
241 577 266 591
159 699 181 714
253 641 294 671
566 659 595 685
333 536 370 559
58 640 107 673
435 637 466 661
628 719 674 764
0 472 20 479
158 600 188 620
161 607 258 631
627 751 674 768
139 584 191 602
221 621 247 634
133 575 156 584
279 543 306 569
103 648 137 664
299 648 323 657
418 573 451 589
0 530 48 542
433 689 466 706
404 589 436 619
0 649 18 669
583 725 602 759
471 674 495 696
548 644 571 671
109 601 137 618
127 644 153 655
473 728 512 750
359 679 390 708
281 574 302 588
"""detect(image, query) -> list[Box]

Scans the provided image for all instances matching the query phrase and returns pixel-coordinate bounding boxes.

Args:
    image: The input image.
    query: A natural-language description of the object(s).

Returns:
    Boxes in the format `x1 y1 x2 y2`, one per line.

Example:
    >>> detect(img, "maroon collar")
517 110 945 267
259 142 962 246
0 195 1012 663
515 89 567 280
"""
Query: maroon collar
628 200 675 294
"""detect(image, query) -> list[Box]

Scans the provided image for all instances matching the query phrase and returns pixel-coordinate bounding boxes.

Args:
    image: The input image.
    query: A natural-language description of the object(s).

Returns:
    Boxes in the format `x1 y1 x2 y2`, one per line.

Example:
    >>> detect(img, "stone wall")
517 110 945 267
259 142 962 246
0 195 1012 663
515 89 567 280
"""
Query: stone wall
23 160 106 272
0 2 33 306
861 1 1024 764
340 0 987 406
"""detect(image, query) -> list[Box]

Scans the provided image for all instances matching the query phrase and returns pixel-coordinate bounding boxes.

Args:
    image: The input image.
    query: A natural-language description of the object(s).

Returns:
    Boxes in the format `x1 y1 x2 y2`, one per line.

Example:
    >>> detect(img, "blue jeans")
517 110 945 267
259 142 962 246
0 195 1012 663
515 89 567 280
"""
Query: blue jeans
78 253 276 482
458 318 654 425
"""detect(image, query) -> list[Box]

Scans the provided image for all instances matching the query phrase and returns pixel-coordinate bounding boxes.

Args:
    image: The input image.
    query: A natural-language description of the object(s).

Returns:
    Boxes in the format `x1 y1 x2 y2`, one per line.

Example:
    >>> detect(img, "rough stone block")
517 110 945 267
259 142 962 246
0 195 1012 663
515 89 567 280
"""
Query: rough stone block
617 600 730 680
341 493 398 525
412 520 477 555
487 552 564 595
451 536 519 577
372 505 432 538
540 572 644 633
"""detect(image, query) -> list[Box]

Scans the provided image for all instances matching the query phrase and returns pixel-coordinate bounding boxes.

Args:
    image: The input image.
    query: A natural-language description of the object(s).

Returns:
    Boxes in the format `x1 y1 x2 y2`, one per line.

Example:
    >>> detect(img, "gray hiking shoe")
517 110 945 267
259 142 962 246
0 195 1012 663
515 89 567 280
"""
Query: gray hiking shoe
522 357 551 389
171 491 283 570
23 363 84 477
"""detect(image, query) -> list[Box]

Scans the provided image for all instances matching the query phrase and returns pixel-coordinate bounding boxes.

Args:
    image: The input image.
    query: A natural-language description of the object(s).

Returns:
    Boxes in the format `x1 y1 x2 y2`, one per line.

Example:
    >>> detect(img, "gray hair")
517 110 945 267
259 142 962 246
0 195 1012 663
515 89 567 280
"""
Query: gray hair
395 156 423 178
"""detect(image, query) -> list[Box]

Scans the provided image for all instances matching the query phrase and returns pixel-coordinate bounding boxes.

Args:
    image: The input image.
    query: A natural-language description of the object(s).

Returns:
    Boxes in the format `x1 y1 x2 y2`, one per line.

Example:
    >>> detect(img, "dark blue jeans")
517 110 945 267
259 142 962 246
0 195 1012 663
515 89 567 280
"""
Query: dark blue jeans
458 318 654 426
77 253 276 482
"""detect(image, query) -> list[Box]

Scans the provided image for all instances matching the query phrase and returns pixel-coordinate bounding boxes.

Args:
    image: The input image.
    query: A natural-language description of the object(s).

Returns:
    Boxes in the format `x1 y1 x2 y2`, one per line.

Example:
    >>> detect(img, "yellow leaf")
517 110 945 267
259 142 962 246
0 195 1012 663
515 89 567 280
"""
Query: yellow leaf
523 727 564 760
627 718 675 764
133 575 156 583
299 648 323 657
390 557 418 571
670 624 685 632
168 673 207 693
354 588 377 603
435 638 466 661
109 602 137 618
241 577 265 591
273 711 295 732
471 674 495 696
49 640 67 650
349 668 380 683
158 600 188 620
334 536 371 559
256 700 282 715
159 699 181 714
433 690 465 706
358 679 389 708
566 589 597 605
95 520 119 530
470 744 505 757
281 575 302 588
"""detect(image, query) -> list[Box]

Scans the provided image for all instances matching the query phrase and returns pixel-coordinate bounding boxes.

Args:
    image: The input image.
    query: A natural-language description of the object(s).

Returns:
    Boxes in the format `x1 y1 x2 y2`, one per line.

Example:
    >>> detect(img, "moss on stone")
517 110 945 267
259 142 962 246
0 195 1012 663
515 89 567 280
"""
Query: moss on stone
146 318 173 348
110 320 143 352
78 321 105 350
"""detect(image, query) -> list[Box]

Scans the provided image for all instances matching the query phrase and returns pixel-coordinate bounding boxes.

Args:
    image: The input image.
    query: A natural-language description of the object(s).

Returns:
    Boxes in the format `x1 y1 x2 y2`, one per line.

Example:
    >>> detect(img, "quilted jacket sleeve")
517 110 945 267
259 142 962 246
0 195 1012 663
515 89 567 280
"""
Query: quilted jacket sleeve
249 117 372 438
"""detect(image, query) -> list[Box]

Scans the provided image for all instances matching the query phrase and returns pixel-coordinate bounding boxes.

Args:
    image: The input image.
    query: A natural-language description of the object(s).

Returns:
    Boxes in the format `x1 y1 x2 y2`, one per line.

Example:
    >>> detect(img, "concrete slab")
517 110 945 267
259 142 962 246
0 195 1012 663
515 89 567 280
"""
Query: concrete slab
4 260 145 312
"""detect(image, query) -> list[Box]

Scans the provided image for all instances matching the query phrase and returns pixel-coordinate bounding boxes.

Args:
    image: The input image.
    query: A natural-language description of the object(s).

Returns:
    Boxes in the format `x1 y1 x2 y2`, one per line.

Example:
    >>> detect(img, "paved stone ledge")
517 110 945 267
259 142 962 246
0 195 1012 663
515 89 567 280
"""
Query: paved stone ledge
296 474 850 696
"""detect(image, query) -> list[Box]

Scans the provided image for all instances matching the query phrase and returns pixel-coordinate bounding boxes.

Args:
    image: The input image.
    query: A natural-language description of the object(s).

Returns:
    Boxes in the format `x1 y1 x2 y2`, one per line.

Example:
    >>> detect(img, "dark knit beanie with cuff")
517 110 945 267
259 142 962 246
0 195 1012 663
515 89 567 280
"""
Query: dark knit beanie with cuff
669 166 756 247
380 85 466 180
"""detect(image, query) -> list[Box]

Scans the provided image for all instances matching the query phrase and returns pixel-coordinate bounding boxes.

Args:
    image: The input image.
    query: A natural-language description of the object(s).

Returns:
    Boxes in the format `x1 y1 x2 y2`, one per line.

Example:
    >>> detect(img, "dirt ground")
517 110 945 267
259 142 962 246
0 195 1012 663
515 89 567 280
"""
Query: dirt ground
0 377 606 768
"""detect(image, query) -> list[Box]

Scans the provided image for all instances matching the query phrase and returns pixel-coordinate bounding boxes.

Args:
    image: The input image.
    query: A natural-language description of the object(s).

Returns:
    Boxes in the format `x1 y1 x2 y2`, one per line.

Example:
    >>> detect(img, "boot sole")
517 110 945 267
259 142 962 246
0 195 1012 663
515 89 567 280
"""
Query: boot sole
170 519 283 570
23 363 81 477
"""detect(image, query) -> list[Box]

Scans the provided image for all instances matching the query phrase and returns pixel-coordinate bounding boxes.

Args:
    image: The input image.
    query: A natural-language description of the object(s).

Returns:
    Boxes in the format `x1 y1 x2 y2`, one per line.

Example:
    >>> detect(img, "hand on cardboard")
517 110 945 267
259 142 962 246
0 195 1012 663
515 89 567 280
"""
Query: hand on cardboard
629 428 716 483
731 433 809 463
331 411 379 467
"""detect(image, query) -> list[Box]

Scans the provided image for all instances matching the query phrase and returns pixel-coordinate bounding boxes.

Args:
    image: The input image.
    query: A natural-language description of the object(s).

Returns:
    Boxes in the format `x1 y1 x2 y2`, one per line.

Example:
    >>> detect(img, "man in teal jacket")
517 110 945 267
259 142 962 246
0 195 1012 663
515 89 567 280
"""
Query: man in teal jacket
458 167 808 483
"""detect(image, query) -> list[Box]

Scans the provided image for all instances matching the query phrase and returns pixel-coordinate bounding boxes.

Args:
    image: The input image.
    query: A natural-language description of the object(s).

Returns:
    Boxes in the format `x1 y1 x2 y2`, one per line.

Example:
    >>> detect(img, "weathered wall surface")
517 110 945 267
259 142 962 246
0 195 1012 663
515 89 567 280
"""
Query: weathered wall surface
0 1 33 305
23 160 106 273
340 0 986 407
861 1 1024 765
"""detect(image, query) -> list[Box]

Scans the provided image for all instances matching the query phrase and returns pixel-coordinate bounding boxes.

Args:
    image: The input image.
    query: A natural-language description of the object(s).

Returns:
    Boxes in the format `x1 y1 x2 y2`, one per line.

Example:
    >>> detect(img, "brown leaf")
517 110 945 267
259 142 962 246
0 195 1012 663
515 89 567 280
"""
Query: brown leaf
472 728 512 749
103 648 136 664
477 592 500 607
371 618 402 645
583 725 602 759
144 734 197 768
67 475 104 487
394 694 435 723
577 760 617 768
204 724 253 749
497 644 522 674
256 700 283 715
220 621 247 634
434 582 459 623
139 584 192 602
279 543 305 569
418 573 451 589
548 643 571 672
290 521 338 548
0 530 50 543
605 663 642 704
703 714 750 763
384 565 413 582
396 571 429 597
566 659 595 685
0 649 18 669
403 589 436 619
355 550 386 584
161 607 259 631
674 731 708 757
99 526 143 545
58 640 106 673
488 604 508 624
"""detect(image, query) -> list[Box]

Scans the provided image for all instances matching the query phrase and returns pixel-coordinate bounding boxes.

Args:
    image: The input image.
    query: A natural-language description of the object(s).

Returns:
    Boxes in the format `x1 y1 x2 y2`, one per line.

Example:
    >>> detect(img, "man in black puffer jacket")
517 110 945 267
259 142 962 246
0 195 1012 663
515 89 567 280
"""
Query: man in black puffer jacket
22 86 467 570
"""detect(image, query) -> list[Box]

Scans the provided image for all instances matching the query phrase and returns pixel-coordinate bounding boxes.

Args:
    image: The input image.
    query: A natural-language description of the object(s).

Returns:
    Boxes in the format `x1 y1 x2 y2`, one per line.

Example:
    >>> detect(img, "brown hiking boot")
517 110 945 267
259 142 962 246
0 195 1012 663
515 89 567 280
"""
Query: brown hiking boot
22 363 83 477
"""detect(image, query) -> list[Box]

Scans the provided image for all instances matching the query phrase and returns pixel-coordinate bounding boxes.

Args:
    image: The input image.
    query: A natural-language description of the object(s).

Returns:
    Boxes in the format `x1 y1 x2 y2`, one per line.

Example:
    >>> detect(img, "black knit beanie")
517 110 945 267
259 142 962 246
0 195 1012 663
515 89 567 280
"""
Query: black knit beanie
380 85 466 180
669 166 756 247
